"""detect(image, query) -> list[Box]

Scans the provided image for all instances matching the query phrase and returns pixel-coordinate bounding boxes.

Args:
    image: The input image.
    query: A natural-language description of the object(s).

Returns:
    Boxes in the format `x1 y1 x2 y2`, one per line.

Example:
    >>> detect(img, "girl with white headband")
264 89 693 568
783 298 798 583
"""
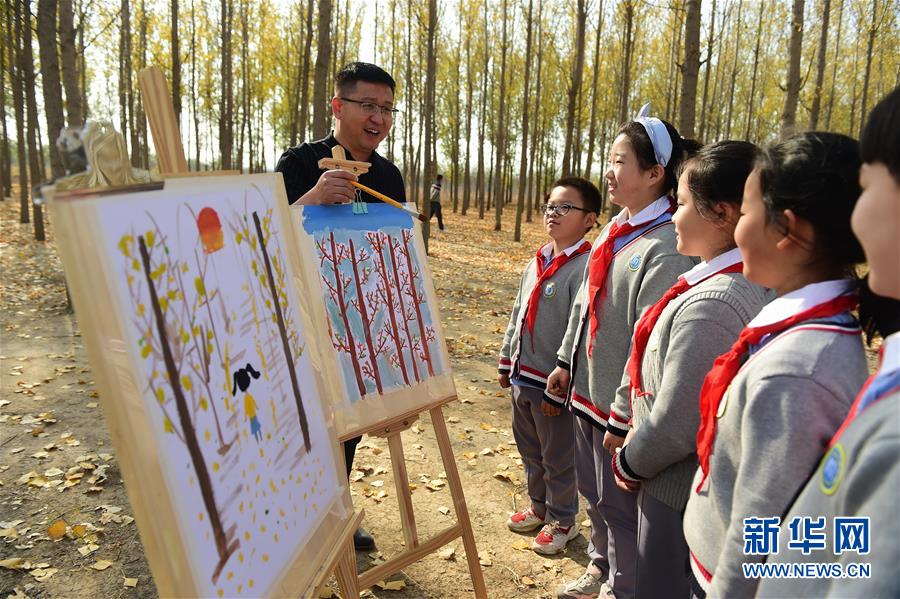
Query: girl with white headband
608 141 772 598
548 106 696 599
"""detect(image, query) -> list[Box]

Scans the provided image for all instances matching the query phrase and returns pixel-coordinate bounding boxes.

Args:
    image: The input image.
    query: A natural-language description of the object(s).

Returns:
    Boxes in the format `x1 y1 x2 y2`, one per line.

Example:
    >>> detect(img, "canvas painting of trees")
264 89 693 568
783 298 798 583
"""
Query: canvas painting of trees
89 178 341 597
295 203 453 425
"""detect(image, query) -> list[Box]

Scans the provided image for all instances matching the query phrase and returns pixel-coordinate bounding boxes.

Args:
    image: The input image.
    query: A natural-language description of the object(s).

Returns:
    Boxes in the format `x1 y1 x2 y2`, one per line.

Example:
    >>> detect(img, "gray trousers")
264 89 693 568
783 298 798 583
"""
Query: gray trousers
576 417 638 598
511 385 577 526
635 488 690 599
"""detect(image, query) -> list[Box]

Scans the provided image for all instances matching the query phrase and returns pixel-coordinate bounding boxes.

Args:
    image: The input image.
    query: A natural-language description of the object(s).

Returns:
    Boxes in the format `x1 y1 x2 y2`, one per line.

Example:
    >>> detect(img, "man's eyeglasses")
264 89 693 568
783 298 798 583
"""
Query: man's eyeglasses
541 203 592 217
339 97 400 118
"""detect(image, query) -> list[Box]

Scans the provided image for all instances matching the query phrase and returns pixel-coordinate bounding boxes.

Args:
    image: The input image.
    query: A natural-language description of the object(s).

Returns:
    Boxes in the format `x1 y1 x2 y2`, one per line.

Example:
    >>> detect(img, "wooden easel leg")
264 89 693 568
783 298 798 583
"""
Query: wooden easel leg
387 432 419 549
430 405 487 599
334 540 360 599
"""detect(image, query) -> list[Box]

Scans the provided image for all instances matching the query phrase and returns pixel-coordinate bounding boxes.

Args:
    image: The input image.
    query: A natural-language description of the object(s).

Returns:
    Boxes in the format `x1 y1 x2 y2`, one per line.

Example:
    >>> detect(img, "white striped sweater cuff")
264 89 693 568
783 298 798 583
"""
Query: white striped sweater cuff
612 447 642 482
606 409 630 437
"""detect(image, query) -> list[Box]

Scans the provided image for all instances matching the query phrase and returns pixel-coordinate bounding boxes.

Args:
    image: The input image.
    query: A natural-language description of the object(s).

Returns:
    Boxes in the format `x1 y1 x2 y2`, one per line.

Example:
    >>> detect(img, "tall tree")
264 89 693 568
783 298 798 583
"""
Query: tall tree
219 0 234 169
312 0 333 139
744 0 765 139
698 0 717 141
475 3 489 219
724 0 742 138
583 1 604 180
857 0 879 135
808 0 831 129
0 7 10 198
22 0 46 239
781 0 805 135
617 1 636 125
190 0 200 168
172 0 181 126
823 0 845 130
58 0 83 127
37 0 66 180
492 0 509 231
461 1 474 215
421 0 437 249
119 0 132 158
11 0 29 220
679 0 702 138
561 0 587 176
514 0 534 242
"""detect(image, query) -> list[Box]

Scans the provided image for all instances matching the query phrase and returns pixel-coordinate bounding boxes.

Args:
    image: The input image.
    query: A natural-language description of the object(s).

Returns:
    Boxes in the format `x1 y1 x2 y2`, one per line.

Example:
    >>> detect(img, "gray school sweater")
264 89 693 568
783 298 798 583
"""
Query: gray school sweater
499 243 590 406
557 214 696 429
682 316 867 599
756 392 899 599
612 270 772 511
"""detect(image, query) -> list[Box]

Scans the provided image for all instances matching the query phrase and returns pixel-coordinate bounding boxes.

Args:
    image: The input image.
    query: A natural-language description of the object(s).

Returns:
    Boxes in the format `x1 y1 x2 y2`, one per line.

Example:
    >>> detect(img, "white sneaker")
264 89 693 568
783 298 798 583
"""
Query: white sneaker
506 506 545 532
556 568 606 598
531 520 580 555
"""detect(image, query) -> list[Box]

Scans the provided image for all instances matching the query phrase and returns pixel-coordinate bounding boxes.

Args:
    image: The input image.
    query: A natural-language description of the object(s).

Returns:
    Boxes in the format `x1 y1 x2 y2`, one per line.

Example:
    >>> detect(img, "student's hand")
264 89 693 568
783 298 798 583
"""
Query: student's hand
498 373 511 388
603 430 626 454
541 401 561 417
546 367 570 398
613 464 640 492
298 169 358 205
623 427 635 446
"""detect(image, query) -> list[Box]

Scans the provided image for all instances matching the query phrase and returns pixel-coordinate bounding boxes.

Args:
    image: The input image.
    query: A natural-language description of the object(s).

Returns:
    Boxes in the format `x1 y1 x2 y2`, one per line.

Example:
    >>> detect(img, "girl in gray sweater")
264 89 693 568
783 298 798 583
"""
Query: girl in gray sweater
608 141 771 598
683 133 874 598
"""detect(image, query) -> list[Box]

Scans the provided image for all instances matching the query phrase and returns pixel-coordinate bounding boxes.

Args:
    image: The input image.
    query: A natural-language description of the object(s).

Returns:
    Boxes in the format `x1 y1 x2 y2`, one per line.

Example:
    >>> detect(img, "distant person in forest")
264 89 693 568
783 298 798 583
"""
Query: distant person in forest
429 174 445 230
275 61 404 552
498 177 599 556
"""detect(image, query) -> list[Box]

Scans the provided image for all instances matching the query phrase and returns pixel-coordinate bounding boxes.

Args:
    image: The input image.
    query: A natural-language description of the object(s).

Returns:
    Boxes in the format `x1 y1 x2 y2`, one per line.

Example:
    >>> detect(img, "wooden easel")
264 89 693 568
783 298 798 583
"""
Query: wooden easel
343 402 487 597
138 65 363 599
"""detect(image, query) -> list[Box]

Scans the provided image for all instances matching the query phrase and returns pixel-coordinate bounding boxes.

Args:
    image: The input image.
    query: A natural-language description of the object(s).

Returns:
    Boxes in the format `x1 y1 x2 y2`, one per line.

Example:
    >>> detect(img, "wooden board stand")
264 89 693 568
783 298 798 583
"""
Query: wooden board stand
139 67 485 598
347 401 486 597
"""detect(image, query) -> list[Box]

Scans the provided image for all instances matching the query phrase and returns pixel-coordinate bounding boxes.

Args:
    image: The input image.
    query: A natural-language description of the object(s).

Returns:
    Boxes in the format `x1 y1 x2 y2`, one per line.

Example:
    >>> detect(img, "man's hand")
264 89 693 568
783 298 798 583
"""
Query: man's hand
541 401 561 417
546 366 570 398
298 169 358 205
603 430 626 454
498 373 511 389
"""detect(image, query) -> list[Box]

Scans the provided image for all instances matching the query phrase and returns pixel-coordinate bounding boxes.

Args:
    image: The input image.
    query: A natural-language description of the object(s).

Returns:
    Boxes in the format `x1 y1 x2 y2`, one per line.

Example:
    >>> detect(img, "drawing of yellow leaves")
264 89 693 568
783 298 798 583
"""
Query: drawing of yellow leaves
145 230 155 247
141 343 152 359
181 376 192 391
200 397 208 411
159 297 168 311
194 277 205 296
132 259 140 271
164 417 173 433
137 304 145 317
235 231 243 244
118 235 132 257
156 388 165 404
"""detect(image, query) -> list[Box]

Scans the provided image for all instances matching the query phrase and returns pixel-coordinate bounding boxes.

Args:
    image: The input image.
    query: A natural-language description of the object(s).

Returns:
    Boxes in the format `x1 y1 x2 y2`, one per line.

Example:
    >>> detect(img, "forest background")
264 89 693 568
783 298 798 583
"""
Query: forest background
1 0 898 243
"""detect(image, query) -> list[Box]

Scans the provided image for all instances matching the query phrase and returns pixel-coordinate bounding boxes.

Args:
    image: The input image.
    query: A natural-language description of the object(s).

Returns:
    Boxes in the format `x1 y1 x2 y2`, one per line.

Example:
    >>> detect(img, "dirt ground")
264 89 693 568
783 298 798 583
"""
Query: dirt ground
0 195 599 599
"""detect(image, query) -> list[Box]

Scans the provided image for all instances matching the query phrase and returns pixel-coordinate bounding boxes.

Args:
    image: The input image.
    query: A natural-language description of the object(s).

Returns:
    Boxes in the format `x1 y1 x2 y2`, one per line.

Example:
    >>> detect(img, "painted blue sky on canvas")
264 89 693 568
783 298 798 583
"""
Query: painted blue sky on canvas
302 203 414 233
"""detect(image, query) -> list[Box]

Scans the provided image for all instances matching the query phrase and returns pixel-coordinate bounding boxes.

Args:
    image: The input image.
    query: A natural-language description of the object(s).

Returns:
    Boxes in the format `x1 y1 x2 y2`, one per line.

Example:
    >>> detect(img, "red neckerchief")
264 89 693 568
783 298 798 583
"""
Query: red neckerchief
524 240 591 351
626 262 744 402
586 199 676 357
695 293 859 492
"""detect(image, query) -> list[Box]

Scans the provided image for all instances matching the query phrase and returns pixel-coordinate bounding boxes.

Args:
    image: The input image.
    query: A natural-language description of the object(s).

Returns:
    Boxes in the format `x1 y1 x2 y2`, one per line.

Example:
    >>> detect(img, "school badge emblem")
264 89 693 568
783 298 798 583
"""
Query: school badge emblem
543 282 557 298
819 443 846 495
628 254 642 271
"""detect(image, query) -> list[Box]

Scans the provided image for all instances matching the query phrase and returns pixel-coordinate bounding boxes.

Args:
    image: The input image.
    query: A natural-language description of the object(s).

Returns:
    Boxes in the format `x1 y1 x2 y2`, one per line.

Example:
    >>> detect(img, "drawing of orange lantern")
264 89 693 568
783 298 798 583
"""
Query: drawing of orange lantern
197 207 224 254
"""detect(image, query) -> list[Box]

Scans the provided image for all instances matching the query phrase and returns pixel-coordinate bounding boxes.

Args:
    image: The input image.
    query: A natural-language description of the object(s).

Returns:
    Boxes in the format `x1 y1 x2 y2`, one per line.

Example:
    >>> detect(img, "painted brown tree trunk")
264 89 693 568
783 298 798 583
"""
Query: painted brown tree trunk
781 0 805 135
349 238 383 394
370 233 409 385
401 230 433 376
326 233 365 396
252 212 311 452
679 0 702 139
389 236 420 382
138 235 237 583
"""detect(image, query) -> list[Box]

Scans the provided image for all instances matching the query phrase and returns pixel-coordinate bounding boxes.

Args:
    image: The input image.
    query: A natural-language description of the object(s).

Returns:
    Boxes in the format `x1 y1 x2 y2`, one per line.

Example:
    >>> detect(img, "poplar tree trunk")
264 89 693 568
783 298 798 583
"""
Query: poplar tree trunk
618 1 636 125
298 0 314 142
22 0 46 239
421 0 437 250
724 0 743 138
58 0 83 127
492 0 509 231
561 0 587 176
583 1 604 180
745 0 765 140
312 0 332 139
119 0 132 157
461 7 473 216
527 0 544 222
514 0 534 242
781 0 805 135
808 0 831 129
823 0 845 130
475 4 489 220
11 0 29 219
38 0 66 180
171 0 181 125
699 0 717 142
679 0 702 139
190 0 200 168
0 39 9 198
857 0 878 135
219 0 234 168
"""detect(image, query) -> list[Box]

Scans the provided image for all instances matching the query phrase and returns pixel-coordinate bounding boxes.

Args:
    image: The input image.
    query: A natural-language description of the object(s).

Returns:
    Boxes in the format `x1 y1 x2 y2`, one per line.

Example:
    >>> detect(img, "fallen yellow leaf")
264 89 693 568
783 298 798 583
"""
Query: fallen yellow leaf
47 519 67 540
91 560 113 571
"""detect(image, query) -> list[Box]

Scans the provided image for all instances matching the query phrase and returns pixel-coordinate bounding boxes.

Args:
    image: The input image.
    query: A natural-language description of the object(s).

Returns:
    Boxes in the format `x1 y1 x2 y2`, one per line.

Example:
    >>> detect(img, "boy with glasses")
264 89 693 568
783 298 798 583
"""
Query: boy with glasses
498 177 600 555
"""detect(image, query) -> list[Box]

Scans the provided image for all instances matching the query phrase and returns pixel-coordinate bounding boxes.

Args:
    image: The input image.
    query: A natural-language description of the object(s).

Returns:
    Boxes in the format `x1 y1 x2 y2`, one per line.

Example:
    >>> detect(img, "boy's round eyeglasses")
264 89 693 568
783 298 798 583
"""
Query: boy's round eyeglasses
339 97 400 118
542 203 591 217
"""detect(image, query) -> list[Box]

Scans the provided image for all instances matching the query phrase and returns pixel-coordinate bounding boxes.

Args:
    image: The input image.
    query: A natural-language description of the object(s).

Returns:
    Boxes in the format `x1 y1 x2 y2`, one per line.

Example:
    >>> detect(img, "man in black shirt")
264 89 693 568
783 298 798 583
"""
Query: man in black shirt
275 62 404 552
